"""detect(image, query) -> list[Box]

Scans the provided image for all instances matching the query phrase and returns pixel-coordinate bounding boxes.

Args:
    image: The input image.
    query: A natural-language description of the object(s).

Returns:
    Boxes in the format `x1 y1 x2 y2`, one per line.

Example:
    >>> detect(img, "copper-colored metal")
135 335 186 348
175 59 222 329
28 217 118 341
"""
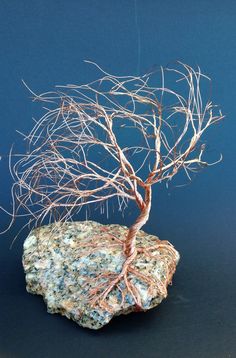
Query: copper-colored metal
1 62 224 309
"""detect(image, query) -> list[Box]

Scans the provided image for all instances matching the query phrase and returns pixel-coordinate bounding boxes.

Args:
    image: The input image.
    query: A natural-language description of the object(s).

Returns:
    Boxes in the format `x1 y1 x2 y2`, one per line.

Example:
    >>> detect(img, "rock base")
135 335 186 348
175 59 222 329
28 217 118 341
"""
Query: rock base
23 221 180 329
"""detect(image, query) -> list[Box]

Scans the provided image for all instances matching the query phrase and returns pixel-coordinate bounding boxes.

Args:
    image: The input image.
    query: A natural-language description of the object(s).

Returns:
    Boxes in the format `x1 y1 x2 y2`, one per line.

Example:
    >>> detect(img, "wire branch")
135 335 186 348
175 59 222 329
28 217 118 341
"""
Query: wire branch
2 61 224 230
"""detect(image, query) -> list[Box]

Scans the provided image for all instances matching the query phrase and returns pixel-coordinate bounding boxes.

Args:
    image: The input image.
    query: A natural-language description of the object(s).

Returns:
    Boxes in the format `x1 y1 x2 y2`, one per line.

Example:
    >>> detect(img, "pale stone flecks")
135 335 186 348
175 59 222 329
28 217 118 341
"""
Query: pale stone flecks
22 221 180 329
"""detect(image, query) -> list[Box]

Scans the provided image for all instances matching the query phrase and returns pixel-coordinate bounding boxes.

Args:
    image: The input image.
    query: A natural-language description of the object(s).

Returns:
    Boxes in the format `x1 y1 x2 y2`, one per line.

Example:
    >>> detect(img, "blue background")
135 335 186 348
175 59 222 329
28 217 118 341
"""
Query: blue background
0 1 235 357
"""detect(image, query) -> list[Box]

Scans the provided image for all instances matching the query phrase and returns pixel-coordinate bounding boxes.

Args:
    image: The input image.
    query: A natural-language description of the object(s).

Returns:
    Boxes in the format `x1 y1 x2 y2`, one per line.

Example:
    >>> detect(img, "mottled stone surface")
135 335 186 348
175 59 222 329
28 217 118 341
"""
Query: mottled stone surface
22 221 180 329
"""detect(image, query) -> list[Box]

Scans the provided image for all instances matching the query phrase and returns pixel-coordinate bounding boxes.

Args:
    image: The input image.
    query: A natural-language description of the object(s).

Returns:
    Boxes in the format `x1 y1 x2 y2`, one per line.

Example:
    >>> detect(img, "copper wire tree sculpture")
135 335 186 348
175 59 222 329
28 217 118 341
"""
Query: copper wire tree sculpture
7 62 223 307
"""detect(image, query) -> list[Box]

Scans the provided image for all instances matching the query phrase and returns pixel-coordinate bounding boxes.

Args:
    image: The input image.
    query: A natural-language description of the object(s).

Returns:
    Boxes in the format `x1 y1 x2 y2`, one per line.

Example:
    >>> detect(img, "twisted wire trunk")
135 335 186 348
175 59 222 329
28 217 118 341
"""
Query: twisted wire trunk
124 186 152 258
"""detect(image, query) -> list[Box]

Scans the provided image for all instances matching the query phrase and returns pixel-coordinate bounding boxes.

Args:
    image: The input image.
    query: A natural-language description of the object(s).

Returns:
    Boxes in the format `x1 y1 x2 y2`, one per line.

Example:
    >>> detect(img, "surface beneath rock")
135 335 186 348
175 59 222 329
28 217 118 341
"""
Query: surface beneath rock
22 221 180 329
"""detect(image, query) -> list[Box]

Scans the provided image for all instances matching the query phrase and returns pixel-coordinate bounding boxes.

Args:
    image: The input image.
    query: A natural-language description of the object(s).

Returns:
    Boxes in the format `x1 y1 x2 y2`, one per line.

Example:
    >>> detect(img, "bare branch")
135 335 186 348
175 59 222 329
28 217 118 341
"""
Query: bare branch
3 62 223 233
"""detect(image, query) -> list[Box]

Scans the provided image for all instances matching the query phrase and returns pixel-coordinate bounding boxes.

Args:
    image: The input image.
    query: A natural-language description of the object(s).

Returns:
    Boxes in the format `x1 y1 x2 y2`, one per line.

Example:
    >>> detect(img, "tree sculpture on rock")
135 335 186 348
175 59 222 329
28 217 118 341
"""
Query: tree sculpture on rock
5 62 223 310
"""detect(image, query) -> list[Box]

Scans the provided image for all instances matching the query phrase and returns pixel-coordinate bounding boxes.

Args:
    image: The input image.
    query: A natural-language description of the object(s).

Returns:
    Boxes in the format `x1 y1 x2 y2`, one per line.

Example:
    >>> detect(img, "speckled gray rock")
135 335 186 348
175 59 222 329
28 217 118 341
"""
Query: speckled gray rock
22 221 180 329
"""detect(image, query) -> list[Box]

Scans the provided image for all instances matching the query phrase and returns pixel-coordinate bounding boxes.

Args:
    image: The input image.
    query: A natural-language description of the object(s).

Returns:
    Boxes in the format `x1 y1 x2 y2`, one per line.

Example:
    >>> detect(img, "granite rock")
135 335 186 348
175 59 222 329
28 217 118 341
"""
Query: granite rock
22 221 180 329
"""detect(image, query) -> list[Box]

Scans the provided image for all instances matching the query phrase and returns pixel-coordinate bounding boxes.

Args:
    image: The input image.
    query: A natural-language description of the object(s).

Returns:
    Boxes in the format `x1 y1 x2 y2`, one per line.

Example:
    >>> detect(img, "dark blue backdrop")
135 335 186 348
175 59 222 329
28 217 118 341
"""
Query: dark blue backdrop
0 1 235 358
